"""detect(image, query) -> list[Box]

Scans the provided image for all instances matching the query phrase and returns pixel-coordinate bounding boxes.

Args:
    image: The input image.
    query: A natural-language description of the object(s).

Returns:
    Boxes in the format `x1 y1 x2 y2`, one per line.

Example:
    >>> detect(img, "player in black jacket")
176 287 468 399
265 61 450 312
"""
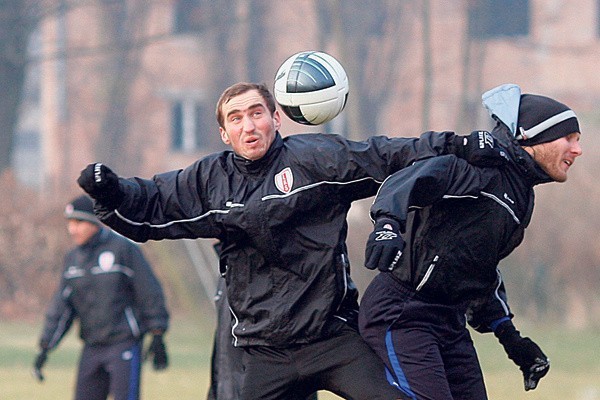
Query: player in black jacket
33 195 169 400
359 84 582 399
76 82 506 400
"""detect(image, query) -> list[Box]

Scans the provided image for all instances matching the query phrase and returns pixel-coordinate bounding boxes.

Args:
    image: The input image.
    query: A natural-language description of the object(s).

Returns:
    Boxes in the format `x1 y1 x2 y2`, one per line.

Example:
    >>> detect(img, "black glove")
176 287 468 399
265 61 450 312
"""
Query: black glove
77 163 124 210
495 321 550 391
32 348 48 382
365 217 404 272
454 130 509 167
145 334 169 371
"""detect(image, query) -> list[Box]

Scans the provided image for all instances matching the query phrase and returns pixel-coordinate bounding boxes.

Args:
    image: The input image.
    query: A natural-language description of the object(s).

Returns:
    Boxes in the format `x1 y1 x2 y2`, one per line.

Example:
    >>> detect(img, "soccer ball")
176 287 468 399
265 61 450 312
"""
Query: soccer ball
273 51 349 125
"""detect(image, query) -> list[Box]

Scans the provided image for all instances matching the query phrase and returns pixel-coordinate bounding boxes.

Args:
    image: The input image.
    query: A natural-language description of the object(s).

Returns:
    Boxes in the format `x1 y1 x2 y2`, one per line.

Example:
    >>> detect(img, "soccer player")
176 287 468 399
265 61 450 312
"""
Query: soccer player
359 84 582 399
77 82 506 400
33 194 169 400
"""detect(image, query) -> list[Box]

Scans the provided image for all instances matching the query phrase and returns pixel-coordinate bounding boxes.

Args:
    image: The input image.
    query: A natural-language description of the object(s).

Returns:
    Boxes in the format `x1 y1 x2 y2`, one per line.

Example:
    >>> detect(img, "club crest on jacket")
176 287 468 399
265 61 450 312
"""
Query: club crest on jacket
275 167 293 194
98 251 116 272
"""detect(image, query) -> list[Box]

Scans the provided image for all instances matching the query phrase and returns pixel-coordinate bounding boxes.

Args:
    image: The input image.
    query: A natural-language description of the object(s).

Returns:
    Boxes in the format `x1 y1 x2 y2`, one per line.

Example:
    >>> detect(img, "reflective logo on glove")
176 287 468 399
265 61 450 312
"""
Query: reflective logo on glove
94 163 103 182
374 229 398 241
478 131 495 149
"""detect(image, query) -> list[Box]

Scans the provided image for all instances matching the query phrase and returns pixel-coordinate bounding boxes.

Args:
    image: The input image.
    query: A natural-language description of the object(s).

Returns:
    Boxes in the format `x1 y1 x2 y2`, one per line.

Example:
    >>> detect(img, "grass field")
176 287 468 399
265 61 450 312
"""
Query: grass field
1 315 599 399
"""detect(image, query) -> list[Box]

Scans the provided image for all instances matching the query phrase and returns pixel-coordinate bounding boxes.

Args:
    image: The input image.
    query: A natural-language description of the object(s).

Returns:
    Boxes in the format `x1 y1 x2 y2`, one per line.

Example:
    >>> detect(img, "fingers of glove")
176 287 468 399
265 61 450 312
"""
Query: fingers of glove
31 367 44 382
153 352 169 370
77 163 101 193
77 163 117 196
365 243 383 270
151 338 168 370
464 131 509 167
523 358 550 391
378 249 403 272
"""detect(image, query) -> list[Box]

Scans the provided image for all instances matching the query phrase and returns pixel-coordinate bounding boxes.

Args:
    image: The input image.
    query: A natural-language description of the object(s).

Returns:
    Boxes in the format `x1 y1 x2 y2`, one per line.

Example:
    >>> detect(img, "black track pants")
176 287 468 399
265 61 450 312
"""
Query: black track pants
75 339 142 400
239 322 407 400
359 273 488 400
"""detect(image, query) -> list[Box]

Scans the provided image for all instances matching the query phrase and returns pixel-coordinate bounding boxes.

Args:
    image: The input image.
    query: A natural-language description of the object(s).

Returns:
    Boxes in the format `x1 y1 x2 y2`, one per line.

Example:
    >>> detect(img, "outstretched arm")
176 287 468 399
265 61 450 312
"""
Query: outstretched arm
467 274 549 391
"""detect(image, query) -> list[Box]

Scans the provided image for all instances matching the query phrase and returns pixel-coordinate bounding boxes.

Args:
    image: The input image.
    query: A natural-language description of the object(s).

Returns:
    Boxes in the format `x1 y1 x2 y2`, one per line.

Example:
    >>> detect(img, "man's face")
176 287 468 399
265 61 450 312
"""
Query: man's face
67 219 100 246
219 89 281 161
526 132 582 182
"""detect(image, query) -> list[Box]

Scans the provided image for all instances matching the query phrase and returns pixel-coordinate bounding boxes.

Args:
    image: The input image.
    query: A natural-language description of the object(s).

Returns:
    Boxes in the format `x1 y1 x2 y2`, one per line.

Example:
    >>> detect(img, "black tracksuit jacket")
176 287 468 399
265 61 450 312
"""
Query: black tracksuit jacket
96 131 476 347
40 228 169 349
370 124 552 332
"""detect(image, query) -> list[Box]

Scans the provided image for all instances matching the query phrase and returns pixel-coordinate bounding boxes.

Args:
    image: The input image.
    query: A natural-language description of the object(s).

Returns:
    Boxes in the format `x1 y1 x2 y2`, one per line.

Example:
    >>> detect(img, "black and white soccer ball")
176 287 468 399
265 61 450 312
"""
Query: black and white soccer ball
273 51 349 125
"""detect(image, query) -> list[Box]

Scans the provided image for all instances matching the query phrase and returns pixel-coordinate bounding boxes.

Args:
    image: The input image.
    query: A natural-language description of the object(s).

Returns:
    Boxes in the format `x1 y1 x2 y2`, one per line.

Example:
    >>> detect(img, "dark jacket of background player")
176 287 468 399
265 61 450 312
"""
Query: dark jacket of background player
34 195 169 400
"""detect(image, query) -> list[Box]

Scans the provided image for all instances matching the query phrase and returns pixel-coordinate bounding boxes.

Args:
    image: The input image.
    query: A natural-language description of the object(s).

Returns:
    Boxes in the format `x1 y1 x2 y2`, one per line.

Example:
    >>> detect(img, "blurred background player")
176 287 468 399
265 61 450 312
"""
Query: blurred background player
33 194 170 400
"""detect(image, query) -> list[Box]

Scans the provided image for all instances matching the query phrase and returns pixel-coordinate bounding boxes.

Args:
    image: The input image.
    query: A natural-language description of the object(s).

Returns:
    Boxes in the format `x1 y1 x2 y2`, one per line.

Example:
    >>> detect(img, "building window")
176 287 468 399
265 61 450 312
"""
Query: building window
171 99 208 152
468 0 530 39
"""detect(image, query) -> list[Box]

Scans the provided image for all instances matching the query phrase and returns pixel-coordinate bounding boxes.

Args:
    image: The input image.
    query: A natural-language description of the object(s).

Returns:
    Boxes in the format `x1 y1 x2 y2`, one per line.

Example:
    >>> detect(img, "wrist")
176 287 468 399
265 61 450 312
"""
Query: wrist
494 320 520 346
375 216 400 229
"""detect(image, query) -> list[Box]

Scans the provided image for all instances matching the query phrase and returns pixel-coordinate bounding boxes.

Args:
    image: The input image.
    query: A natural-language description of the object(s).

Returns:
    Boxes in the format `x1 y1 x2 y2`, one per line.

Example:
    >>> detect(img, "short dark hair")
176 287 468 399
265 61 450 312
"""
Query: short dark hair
216 82 276 128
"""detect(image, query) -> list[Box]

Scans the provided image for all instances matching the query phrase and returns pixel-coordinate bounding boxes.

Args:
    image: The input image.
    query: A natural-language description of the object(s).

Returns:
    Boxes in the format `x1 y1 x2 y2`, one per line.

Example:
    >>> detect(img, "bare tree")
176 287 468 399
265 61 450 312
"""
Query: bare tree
0 0 38 173
317 0 410 140
95 0 150 169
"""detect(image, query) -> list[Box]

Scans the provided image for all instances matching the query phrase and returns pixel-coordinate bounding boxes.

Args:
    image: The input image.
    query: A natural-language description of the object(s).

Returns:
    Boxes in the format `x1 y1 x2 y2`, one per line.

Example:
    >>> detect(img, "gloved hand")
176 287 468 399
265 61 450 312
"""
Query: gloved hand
494 320 550 391
454 130 509 167
145 334 169 371
32 348 48 382
365 217 404 272
77 163 124 210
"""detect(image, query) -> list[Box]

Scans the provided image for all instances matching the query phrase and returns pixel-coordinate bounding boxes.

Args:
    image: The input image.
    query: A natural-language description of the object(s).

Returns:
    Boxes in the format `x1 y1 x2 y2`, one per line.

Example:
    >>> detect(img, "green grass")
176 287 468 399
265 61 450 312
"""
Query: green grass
1 315 599 399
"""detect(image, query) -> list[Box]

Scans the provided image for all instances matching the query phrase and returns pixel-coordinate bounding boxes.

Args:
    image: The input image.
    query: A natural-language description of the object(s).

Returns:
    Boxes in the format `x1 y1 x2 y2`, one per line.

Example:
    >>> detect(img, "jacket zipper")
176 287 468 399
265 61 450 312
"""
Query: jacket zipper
415 255 439 291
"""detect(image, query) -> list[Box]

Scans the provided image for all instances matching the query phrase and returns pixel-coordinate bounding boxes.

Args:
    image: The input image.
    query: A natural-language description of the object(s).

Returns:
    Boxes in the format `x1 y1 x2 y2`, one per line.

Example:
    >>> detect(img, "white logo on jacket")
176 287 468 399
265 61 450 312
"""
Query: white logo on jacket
98 251 116 271
274 167 294 194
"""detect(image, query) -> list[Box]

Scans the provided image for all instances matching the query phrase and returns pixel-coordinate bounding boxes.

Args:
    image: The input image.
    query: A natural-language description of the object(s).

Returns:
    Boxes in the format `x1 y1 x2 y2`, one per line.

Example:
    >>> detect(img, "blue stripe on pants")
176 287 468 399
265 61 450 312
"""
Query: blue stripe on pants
385 329 418 400
127 342 142 400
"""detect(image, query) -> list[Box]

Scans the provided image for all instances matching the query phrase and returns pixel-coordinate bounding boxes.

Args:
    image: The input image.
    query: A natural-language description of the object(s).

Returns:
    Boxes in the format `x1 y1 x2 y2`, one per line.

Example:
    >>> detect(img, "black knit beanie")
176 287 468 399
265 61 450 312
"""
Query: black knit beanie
517 94 580 146
64 195 100 225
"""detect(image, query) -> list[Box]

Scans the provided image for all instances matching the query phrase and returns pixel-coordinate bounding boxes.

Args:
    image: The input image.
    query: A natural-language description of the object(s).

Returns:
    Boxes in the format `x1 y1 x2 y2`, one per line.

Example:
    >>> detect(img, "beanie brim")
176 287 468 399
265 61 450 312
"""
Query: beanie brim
518 115 580 146
65 195 100 225
64 209 101 225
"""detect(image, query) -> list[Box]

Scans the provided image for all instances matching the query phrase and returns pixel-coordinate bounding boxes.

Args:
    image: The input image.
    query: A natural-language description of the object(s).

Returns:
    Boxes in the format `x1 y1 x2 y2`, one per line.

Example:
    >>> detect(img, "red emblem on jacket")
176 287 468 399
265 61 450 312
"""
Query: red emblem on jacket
274 167 293 194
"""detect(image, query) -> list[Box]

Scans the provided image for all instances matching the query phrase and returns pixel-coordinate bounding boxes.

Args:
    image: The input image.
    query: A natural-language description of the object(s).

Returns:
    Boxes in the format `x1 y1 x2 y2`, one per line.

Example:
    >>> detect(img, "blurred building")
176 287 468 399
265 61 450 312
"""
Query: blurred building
16 0 600 193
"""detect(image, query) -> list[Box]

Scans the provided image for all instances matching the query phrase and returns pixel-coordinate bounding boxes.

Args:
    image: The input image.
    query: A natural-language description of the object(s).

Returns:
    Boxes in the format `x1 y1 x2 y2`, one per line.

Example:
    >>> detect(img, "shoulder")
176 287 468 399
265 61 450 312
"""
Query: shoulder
282 133 358 159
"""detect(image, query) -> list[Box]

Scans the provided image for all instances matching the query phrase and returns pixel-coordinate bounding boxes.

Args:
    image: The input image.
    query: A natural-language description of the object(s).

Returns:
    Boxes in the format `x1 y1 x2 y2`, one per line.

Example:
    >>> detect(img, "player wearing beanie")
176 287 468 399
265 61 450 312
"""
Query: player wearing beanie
359 84 581 399
34 194 170 400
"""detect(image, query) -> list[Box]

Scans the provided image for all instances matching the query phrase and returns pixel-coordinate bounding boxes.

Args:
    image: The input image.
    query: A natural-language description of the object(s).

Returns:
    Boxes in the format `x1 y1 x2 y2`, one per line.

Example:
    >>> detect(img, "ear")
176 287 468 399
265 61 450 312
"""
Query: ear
219 127 231 145
273 109 282 131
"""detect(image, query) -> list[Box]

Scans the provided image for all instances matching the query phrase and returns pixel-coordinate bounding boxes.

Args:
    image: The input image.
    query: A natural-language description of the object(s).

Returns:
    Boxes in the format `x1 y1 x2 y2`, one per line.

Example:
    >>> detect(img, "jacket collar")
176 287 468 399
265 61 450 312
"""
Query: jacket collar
232 132 284 175
79 227 109 250
492 123 553 186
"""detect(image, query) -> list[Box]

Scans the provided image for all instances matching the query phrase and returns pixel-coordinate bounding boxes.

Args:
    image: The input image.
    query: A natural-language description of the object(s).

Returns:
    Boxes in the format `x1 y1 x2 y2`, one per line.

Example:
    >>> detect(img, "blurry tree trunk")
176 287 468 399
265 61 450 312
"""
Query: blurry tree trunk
246 0 268 83
95 0 148 171
0 0 35 173
204 0 239 150
421 0 432 130
318 0 408 140
457 1 488 133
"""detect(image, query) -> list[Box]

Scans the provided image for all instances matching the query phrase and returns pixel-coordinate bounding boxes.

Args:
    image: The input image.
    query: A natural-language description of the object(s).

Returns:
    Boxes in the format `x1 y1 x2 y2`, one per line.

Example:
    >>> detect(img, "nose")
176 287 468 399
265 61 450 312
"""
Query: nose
67 220 77 234
572 140 583 157
242 115 255 132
